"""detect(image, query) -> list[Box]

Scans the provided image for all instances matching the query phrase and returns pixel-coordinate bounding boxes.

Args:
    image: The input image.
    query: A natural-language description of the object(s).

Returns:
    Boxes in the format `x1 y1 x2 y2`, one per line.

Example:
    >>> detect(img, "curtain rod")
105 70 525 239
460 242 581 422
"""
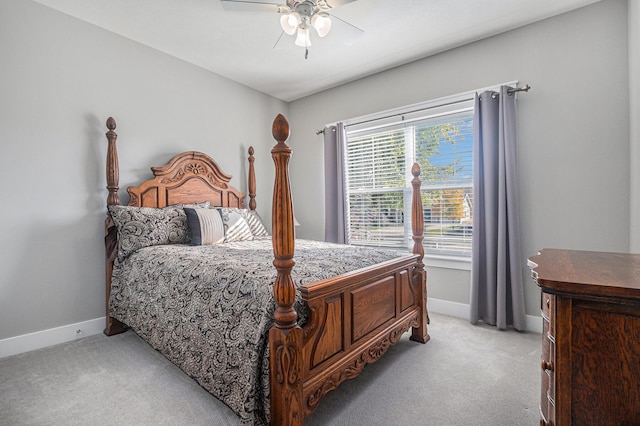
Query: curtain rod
493 84 531 98
315 84 531 135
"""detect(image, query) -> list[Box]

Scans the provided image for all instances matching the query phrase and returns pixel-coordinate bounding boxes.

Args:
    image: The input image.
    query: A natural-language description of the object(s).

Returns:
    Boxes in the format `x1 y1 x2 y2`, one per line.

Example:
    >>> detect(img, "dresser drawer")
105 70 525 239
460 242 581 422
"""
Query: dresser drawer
541 317 550 363
540 369 550 422
540 317 550 420
541 292 555 338
547 339 555 405
528 249 640 425
540 306 556 425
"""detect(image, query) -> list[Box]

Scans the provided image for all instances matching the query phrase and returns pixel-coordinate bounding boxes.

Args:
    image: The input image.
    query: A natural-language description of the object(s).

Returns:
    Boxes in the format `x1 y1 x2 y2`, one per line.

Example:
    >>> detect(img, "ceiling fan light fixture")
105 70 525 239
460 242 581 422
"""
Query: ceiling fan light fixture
280 12 301 35
294 27 312 47
311 12 331 37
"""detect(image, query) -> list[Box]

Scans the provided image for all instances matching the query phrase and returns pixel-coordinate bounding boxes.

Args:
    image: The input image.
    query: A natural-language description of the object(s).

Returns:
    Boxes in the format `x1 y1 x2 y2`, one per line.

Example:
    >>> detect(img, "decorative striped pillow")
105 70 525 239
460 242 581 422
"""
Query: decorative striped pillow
218 208 254 242
242 209 270 238
184 208 225 245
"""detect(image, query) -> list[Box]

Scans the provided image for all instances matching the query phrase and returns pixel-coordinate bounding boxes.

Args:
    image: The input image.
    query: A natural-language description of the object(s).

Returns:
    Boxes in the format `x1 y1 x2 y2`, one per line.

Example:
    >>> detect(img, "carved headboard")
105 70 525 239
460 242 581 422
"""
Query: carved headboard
127 151 248 209
104 116 257 335
105 117 255 210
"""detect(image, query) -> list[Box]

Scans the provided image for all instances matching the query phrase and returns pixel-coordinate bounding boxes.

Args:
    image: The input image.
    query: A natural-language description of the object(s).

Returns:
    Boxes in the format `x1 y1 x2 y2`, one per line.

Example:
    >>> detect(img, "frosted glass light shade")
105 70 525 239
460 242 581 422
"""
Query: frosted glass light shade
280 12 300 35
295 27 311 47
311 13 332 37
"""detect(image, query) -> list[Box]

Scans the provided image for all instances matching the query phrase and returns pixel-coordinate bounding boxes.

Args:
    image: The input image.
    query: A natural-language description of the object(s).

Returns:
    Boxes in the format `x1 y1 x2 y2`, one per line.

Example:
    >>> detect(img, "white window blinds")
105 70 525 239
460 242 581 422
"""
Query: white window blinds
344 98 474 257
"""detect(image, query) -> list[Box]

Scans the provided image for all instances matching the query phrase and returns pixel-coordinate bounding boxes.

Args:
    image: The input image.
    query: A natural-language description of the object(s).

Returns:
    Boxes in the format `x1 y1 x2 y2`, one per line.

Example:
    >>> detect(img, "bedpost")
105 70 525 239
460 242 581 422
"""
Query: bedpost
248 146 257 210
409 162 430 344
104 117 127 336
269 114 304 426
106 117 120 206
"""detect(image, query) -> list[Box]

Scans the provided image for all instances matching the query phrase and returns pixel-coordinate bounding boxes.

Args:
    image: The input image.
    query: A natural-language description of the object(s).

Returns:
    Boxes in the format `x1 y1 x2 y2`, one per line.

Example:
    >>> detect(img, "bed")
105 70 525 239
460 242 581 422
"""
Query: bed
103 114 430 425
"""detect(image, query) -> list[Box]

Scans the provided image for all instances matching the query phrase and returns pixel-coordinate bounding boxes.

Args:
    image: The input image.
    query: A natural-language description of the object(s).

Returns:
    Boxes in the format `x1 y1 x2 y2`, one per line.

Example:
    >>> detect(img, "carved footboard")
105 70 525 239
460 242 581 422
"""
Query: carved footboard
300 254 424 416
269 114 429 425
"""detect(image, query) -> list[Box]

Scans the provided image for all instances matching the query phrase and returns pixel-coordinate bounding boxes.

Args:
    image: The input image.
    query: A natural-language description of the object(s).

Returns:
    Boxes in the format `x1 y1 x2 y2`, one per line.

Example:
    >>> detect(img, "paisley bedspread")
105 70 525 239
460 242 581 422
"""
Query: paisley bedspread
110 238 405 425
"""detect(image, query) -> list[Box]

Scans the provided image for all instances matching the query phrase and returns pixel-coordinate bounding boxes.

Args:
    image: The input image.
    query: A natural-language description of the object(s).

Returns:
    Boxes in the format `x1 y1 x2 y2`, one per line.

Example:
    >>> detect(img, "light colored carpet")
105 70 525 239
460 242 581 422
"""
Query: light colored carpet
0 313 540 425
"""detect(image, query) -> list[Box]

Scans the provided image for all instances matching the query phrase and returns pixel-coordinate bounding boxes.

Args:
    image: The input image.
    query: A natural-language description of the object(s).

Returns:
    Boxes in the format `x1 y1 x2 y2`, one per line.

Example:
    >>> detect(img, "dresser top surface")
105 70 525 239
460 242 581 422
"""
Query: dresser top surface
528 248 640 299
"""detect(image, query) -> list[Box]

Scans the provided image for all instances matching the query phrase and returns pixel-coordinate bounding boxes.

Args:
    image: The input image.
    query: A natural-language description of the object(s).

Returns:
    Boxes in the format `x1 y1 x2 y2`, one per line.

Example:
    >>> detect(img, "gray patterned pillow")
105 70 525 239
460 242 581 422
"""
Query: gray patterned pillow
108 203 209 262
218 208 254 242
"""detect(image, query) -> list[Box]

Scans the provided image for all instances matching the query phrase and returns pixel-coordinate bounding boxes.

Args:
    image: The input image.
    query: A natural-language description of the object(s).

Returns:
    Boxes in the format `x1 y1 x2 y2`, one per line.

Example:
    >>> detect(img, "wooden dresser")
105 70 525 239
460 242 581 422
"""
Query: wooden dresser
528 249 640 426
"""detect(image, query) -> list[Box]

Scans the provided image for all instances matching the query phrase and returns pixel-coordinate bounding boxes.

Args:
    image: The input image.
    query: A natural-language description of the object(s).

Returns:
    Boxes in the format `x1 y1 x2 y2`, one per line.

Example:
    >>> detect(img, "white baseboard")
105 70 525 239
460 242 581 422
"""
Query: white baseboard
0 317 105 359
428 298 542 334
428 298 471 320
525 314 543 334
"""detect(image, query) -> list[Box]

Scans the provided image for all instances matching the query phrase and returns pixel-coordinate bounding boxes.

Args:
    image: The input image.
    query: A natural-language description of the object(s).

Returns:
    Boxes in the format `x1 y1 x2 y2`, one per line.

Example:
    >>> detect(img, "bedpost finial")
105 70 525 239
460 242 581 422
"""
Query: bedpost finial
106 117 116 131
412 162 421 178
272 114 290 143
248 146 255 156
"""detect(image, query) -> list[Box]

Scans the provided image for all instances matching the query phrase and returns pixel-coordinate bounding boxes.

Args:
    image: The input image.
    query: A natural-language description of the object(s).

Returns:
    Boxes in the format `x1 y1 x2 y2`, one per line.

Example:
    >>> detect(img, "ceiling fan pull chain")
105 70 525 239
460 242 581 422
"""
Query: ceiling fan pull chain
305 47 309 59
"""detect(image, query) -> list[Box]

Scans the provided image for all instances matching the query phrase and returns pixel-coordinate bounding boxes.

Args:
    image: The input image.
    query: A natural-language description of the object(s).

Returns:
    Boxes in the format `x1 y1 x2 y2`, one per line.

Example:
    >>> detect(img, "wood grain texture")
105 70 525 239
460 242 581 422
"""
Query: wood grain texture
248 146 257 211
540 292 555 426
104 117 126 336
351 277 396 342
269 327 304 426
310 296 343 368
410 162 429 344
528 249 640 299
269 114 304 425
411 163 424 269
570 303 640 425
127 151 246 208
270 114 297 330
530 249 640 425
105 117 119 206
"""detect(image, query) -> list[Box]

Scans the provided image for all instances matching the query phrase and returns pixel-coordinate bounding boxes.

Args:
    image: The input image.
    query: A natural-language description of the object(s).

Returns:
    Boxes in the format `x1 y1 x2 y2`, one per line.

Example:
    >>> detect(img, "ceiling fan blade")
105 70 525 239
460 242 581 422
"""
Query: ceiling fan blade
322 0 358 9
327 13 363 45
220 0 285 13
273 31 296 50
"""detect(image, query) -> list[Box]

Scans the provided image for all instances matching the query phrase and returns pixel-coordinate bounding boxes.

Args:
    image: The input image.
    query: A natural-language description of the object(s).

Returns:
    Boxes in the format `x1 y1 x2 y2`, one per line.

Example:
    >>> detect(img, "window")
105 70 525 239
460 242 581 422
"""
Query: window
344 97 474 257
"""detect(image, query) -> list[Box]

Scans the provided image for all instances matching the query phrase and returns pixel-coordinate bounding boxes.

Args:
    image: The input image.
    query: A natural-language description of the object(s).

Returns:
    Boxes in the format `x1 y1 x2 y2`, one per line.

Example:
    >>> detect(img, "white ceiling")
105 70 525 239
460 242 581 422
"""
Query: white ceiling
33 0 601 102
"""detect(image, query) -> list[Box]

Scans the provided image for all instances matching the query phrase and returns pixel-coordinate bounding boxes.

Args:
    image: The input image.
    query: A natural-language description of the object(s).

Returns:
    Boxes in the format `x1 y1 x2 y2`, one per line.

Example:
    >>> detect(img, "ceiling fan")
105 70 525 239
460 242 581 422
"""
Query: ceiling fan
220 0 363 59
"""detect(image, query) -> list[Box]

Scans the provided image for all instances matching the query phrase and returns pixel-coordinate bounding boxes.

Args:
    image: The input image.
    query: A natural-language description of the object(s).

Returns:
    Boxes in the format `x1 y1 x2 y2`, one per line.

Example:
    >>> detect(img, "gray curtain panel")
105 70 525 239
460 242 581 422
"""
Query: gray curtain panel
323 122 349 243
470 86 526 330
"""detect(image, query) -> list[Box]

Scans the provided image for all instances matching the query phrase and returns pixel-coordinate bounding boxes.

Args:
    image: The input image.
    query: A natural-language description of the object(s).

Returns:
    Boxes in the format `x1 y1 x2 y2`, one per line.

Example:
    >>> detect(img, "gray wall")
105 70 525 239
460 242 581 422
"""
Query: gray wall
0 0 634 341
287 0 631 318
0 0 286 340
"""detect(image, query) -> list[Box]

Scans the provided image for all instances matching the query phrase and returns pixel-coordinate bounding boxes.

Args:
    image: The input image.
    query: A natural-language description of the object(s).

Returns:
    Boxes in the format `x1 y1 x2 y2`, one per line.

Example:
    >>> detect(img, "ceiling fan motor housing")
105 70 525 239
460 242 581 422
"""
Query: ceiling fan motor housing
288 1 318 18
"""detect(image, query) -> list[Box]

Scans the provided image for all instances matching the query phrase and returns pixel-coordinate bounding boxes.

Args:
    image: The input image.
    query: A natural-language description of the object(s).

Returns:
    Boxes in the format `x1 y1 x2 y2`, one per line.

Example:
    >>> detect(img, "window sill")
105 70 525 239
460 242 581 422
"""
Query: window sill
424 254 471 271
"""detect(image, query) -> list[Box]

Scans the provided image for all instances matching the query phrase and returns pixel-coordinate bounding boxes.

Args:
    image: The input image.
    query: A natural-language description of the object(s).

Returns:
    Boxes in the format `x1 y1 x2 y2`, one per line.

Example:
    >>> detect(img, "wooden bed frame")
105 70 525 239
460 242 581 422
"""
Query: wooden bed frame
103 114 430 425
